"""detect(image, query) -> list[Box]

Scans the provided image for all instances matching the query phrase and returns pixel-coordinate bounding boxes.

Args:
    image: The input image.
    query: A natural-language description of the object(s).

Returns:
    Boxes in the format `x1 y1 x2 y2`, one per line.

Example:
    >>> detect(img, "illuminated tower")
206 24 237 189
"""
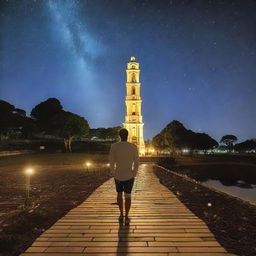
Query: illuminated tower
123 56 145 155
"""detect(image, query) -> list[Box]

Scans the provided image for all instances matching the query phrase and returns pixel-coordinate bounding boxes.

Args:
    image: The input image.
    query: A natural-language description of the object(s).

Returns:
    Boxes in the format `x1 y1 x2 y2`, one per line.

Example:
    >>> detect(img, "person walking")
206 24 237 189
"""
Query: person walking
109 128 139 223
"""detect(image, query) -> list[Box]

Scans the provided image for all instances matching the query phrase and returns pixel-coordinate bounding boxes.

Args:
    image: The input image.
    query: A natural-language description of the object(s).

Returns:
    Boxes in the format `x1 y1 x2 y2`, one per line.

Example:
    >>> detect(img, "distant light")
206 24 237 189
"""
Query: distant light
25 168 34 175
182 149 189 153
106 163 110 167
148 147 155 153
86 162 91 167
208 203 212 207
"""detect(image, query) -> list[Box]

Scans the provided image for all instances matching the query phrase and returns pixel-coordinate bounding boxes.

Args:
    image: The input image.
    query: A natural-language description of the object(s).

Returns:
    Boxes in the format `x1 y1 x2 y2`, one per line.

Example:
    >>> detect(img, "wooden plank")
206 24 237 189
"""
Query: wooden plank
21 164 237 256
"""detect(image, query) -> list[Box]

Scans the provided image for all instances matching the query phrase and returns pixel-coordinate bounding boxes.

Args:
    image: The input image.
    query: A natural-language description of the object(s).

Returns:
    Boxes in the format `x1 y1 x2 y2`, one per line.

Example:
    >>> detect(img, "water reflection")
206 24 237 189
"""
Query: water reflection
204 179 256 205
216 178 255 188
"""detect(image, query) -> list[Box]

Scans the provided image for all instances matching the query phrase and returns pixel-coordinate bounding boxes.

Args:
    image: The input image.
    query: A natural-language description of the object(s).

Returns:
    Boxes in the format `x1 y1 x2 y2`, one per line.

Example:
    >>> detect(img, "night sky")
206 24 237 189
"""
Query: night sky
1 0 256 141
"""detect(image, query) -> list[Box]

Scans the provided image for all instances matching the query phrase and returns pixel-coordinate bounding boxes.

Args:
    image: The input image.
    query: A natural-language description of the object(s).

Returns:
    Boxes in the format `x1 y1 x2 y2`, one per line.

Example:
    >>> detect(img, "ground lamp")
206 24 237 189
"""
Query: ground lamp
86 162 91 172
24 168 34 206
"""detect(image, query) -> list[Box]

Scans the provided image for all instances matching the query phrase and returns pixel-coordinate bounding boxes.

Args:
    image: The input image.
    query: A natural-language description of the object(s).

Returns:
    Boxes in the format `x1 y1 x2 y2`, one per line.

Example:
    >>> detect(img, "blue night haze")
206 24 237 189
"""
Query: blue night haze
0 0 255 141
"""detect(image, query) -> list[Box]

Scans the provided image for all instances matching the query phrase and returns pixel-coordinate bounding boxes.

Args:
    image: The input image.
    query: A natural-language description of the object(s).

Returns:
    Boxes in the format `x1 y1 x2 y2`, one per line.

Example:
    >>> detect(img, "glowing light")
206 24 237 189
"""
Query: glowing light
106 163 110 167
182 149 189 153
148 147 155 153
208 203 212 207
25 168 34 175
86 162 91 167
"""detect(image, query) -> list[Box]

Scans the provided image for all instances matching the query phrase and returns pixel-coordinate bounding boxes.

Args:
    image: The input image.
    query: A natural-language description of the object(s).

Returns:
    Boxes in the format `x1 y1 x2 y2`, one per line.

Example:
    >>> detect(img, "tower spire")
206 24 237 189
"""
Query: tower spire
123 56 145 155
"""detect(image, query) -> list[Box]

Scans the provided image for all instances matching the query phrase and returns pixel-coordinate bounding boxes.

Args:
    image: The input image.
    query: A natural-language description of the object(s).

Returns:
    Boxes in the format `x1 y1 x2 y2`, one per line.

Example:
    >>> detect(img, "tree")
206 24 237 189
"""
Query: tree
31 98 63 132
164 121 189 152
0 100 32 139
152 133 166 151
52 111 89 152
14 108 26 117
88 127 121 141
0 100 15 113
0 100 15 139
220 135 237 152
234 140 256 153
189 132 218 151
152 121 186 154
152 120 218 154
106 127 120 141
19 117 37 138
31 98 90 151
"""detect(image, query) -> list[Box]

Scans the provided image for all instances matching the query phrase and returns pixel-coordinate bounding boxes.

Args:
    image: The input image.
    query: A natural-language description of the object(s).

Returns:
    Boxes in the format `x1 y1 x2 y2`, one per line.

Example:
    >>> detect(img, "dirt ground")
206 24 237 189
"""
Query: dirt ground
154 157 256 256
0 153 111 256
1 153 256 256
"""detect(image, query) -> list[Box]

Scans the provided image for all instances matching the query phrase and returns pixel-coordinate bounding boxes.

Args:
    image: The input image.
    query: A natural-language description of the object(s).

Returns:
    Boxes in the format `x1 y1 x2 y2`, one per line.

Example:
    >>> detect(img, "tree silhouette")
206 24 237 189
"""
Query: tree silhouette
31 98 63 132
152 120 218 154
52 111 89 152
88 127 121 141
0 100 33 139
31 98 89 152
234 139 256 153
220 134 237 152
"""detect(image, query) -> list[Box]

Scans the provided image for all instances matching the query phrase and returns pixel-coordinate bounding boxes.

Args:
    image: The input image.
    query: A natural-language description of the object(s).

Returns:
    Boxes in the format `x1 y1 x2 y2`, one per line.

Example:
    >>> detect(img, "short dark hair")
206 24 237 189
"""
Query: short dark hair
119 128 128 141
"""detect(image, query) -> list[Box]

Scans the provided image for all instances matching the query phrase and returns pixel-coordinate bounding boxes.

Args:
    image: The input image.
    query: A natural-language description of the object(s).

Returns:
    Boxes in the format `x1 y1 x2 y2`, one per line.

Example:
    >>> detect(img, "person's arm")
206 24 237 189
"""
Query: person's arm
109 144 116 176
133 145 139 177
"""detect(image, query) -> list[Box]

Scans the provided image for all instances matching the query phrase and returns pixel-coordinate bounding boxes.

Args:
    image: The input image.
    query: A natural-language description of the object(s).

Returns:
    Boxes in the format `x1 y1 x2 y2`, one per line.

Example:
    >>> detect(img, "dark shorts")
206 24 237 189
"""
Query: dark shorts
114 178 134 194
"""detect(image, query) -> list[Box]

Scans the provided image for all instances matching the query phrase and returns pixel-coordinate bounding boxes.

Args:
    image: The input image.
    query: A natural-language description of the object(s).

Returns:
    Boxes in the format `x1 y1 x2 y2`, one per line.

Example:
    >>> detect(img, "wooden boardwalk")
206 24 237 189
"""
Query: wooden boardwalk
20 164 236 256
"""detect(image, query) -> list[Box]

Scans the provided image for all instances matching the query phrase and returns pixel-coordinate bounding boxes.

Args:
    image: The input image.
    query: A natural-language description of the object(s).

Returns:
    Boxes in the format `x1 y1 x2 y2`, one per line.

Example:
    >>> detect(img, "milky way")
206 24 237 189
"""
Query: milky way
0 0 256 141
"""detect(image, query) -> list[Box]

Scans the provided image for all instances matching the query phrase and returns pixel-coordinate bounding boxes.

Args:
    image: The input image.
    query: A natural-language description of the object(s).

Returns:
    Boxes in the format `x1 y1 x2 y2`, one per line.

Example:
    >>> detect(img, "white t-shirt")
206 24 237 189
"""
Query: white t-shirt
109 141 139 181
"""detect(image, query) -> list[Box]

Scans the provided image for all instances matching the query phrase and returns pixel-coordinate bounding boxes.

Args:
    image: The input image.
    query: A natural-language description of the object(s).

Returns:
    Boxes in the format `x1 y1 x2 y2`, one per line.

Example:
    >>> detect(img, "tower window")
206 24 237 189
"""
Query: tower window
132 104 136 114
132 127 136 136
132 73 136 82
132 87 135 95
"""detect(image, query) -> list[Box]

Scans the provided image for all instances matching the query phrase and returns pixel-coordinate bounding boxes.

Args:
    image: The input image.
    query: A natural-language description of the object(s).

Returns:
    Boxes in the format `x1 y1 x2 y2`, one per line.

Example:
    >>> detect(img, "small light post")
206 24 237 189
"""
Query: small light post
106 163 110 172
24 168 33 207
86 162 91 172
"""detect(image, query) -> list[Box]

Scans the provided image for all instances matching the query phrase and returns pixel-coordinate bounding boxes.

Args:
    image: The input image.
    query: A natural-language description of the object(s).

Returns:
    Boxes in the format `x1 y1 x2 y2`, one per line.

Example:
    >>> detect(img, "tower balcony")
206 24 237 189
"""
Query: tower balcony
126 82 141 86
126 96 141 100
125 116 143 123
125 99 142 103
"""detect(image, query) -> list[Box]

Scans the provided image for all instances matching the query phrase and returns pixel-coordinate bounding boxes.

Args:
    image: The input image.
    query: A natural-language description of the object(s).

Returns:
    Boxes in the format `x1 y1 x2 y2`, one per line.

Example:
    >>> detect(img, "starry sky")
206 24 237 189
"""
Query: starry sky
0 0 256 142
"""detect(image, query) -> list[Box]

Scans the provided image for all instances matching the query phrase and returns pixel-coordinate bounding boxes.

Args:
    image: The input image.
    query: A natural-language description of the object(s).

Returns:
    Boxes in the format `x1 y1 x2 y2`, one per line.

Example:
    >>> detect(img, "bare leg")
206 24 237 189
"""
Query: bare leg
117 192 123 217
125 195 131 217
